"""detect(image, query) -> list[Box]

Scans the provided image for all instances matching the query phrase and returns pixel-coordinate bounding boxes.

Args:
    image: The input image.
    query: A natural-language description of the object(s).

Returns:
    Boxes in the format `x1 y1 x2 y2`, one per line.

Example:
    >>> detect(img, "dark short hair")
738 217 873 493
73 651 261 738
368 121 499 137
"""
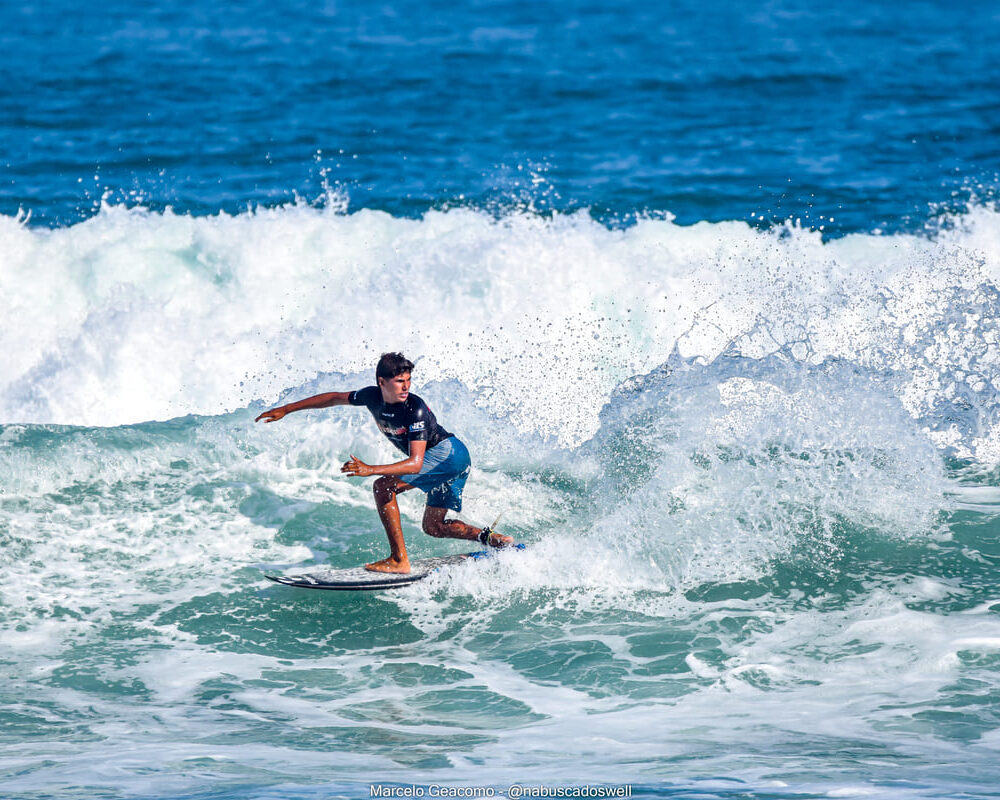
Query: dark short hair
376 352 414 381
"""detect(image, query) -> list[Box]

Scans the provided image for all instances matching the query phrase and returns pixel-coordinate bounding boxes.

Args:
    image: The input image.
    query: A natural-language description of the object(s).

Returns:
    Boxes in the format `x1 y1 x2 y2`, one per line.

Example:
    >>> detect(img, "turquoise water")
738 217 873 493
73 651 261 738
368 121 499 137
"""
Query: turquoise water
4 0 1000 797
5 206 1000 798
4 238 1000 797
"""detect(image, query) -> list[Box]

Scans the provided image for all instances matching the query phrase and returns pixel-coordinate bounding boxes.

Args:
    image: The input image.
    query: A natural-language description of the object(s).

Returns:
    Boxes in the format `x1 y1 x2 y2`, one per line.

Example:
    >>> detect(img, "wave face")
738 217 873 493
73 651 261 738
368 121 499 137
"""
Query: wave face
3 204 1000 799
5 0 1000 795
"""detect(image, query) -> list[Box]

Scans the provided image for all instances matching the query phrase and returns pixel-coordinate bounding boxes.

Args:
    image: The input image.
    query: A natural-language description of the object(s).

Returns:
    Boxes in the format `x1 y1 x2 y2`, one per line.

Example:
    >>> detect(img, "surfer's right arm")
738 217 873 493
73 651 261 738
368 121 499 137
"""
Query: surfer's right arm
254 392 351 423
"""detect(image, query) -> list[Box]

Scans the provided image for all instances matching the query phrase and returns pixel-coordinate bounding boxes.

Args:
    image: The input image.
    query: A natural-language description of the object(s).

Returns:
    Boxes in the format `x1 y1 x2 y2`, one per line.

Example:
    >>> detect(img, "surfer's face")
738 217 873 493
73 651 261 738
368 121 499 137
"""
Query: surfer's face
379 372 411 404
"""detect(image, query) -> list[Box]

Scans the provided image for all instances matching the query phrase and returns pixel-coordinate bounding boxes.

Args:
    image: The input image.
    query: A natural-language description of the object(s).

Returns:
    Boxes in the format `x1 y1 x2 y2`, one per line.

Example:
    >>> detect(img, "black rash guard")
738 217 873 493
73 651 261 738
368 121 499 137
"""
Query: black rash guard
348 386 454 455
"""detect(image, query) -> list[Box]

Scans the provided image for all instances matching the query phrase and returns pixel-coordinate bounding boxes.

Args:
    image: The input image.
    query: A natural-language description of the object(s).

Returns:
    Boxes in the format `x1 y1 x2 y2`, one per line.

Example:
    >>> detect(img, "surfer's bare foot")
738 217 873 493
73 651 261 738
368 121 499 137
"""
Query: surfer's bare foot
365 557 411 574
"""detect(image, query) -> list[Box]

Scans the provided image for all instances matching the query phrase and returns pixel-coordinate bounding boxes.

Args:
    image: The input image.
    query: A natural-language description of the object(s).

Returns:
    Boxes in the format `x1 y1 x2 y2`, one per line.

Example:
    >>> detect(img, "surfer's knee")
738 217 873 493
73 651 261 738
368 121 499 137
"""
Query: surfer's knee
422 509 451 537
373 476 397 503
422 517 448 537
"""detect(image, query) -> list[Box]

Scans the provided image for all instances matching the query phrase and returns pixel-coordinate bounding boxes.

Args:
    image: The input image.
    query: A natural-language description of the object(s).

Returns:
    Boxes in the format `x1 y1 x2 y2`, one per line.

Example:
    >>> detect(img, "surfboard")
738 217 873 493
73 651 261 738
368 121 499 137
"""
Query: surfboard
265 544 525 591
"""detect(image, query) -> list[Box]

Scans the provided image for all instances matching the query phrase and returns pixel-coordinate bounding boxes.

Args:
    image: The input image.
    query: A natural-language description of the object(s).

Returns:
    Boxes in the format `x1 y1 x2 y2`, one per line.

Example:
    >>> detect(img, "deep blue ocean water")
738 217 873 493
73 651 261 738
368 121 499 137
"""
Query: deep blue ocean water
3 1 1000 799
3 0 999 231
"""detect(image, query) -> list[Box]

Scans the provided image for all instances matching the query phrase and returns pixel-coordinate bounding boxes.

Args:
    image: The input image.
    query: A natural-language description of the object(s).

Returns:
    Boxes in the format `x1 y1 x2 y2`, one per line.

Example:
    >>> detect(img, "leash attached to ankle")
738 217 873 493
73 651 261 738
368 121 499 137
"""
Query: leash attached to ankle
478 513 503 546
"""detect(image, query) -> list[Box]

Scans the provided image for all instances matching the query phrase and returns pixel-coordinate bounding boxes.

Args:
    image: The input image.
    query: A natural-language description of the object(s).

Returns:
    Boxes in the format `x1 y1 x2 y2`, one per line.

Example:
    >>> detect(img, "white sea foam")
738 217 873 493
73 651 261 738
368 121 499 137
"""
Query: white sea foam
3 202 1000 460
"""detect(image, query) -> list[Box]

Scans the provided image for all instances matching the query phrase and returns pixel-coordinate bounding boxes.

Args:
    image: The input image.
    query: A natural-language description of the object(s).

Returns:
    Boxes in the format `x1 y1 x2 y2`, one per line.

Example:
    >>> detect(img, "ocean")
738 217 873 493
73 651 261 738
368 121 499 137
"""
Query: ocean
2 1 1000 798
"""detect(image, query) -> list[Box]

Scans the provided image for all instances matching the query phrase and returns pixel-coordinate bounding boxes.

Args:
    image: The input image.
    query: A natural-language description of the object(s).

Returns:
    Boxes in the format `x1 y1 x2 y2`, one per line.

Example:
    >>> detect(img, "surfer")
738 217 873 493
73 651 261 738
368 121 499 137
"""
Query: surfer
255 352 512 573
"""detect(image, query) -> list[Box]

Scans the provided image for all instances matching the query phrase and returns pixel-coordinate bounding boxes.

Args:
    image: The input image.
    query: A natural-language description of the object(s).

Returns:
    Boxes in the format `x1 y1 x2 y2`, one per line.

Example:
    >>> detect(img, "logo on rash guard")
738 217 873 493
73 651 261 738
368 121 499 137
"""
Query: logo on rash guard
409 421 426 433
377 421 406 436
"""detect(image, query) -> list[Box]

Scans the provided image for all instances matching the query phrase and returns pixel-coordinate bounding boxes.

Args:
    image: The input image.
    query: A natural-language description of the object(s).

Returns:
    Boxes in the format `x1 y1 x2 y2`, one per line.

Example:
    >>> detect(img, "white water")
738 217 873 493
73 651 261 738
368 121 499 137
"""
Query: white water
3 201 999 458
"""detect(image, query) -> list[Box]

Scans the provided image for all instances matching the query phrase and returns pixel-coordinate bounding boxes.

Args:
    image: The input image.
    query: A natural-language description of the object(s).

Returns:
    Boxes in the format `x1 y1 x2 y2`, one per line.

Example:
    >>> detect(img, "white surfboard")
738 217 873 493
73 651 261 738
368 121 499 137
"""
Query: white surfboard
265 544 525 591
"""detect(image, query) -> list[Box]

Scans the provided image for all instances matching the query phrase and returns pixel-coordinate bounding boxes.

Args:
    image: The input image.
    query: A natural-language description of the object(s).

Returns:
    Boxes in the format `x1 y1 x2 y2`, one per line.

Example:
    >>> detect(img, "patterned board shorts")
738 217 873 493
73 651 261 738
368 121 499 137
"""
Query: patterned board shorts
405 436 471 512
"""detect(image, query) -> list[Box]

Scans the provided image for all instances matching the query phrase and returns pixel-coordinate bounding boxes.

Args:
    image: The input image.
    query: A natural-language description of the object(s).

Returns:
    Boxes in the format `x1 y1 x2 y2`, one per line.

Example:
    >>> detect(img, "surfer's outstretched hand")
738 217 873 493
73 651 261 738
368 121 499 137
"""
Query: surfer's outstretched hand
255 407 287 423
341 455 374 477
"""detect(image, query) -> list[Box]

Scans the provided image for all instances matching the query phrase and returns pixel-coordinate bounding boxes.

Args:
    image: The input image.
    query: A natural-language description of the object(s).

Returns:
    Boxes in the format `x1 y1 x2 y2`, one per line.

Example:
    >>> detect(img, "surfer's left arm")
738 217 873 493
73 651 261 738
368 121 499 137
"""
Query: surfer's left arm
341 440 426 478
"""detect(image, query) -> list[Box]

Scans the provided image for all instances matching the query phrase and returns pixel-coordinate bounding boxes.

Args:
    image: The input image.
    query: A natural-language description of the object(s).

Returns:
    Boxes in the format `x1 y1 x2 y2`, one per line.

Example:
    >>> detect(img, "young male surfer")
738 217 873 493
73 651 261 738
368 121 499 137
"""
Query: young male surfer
255 352 512 573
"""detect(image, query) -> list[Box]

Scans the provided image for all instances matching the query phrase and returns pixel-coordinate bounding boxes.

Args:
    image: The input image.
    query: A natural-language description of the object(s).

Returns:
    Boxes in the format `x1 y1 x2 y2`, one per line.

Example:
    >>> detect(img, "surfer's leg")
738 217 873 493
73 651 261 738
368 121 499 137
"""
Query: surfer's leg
422 506 514 547
412 439 512 547
366 477 416 573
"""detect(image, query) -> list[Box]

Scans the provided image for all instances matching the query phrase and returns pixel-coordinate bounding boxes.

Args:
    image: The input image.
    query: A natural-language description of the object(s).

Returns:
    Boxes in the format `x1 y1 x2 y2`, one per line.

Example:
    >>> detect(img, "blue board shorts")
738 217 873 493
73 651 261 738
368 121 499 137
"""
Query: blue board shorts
406 436 471 512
